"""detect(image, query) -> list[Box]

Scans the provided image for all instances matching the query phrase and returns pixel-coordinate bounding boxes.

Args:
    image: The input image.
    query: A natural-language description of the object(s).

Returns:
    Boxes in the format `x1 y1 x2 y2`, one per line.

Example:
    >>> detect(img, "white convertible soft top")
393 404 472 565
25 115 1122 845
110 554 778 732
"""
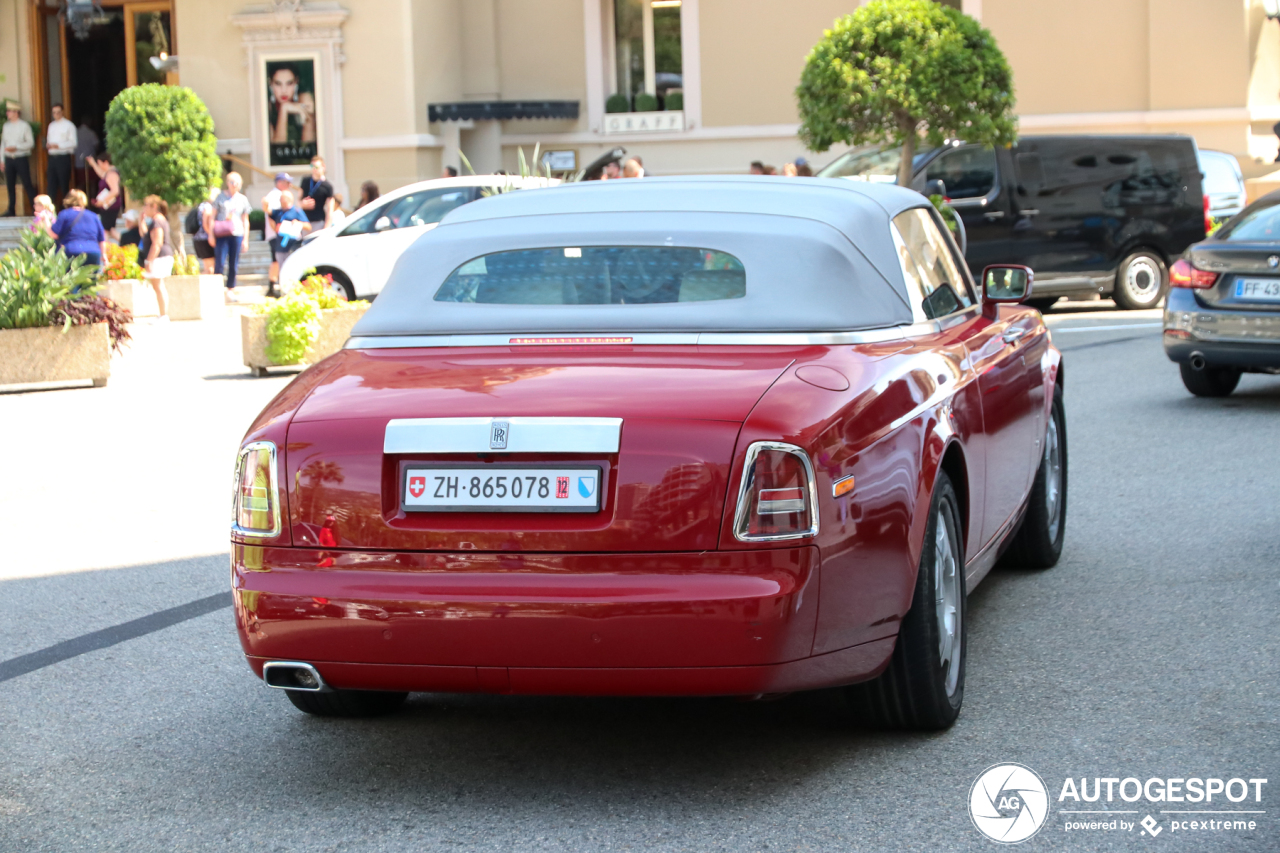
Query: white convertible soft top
352 176 931 336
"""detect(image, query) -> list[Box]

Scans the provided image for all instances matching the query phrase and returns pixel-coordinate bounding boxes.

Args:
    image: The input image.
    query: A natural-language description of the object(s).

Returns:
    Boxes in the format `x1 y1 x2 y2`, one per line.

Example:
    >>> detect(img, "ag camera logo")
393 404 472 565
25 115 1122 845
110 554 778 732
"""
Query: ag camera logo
969 763 1050 844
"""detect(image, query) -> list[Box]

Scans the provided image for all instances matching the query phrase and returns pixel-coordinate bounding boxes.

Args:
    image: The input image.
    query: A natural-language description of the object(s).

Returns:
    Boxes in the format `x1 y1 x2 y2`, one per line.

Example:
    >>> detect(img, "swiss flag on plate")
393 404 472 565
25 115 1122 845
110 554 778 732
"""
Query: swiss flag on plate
409 476 426 498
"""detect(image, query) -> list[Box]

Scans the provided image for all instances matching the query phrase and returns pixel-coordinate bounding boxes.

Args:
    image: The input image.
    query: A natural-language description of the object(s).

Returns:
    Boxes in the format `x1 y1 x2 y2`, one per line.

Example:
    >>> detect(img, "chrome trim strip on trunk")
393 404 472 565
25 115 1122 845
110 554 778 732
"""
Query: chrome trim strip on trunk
384 416 623 454
347 328 910 350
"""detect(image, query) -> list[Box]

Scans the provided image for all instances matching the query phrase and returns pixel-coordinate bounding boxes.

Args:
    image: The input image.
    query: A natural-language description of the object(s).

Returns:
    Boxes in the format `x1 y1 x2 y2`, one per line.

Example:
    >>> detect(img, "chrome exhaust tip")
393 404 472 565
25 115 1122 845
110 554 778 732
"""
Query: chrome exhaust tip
262 661 330 692
1189 353 1207 371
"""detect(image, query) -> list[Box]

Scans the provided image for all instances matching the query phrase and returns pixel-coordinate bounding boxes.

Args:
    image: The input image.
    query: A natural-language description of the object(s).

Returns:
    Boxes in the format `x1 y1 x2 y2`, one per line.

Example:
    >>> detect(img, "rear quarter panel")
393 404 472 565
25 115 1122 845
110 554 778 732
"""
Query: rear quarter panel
723 340 979 655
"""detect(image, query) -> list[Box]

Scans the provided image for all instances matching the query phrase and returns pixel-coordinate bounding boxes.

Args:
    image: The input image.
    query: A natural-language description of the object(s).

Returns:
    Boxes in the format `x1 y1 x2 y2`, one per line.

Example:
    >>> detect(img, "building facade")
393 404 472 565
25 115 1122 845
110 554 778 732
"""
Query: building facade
0 0 1274 207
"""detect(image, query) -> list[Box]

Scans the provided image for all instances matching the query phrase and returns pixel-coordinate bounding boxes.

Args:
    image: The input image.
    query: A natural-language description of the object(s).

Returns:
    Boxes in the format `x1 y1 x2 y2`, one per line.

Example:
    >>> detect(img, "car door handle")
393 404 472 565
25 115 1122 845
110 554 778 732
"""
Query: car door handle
1002 328 1027 346
1018 209 1040 217
983 211 1005 220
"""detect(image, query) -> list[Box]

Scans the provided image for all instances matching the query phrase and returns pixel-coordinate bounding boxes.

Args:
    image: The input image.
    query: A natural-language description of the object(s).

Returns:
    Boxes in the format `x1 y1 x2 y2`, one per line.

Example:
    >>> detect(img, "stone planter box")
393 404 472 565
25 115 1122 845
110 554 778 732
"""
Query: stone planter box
241 303 370 376
166 275 226 321
0 322 111 388
103 278 157 318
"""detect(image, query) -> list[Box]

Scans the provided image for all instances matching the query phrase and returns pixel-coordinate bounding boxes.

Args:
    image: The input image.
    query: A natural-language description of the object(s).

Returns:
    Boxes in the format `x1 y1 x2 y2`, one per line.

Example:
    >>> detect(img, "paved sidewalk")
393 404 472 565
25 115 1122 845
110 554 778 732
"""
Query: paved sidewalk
0 312 296 580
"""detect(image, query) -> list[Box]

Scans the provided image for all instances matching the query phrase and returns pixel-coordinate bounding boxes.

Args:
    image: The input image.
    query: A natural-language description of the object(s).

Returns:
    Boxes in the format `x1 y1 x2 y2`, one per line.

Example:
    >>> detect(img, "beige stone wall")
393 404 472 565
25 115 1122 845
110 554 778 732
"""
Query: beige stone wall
343 149 423 198
985 0 1152 114
698 0 852 128
0 0 28 111
343 0 418 138
174 0 251 140
411 0 464 134
3 0 1273 193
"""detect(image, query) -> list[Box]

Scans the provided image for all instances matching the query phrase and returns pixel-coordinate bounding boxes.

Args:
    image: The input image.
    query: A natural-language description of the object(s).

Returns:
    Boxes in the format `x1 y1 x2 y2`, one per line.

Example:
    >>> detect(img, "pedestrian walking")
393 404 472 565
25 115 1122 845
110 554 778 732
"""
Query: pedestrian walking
140 195 174 321
31 194 55 236
50 189 106 268
118 208 142 248
44 104 76 208
623 156 644 178
299 155 335 229
211 171 252 297
262 171 291 295
357 180 379 210
74 118 98 190
86 152 122 236
749 161 765 175
782 162 798 177
2 102 36 217
269 190 311 275
442 166 458 178
192 186 218 274
795 157 813 177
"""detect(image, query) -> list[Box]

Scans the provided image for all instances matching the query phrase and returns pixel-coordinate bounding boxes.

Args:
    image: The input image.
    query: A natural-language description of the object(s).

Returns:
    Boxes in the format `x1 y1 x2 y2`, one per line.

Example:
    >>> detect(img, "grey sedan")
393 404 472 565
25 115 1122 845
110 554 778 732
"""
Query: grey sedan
1164 189 1280 396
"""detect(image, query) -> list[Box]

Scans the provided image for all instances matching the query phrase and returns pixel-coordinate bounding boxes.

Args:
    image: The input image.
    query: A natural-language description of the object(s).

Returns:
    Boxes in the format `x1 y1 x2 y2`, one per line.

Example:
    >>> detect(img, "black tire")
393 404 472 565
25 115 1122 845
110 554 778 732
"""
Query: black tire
846 472 966 730
284 689 408 718
315 268 356 302
1179 363 1241 398
1112 250 1167 310
1026 297 1059 313
1002 384 1067 569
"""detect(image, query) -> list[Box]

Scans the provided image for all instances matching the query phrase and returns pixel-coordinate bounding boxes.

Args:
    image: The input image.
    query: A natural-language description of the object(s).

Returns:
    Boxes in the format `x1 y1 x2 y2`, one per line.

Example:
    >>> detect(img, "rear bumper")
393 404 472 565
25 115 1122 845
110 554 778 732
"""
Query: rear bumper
1163 289 1280 368
232 545 896 696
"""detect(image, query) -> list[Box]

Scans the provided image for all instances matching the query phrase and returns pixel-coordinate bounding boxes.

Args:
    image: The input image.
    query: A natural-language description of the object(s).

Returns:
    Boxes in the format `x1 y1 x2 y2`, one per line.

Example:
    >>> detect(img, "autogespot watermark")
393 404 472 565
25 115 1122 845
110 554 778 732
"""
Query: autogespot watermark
968 765 1268 844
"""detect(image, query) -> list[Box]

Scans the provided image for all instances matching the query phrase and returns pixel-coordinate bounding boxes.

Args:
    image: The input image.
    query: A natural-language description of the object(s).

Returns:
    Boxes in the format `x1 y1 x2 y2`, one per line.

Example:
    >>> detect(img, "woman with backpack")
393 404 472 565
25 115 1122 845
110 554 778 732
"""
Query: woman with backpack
186 187 218 274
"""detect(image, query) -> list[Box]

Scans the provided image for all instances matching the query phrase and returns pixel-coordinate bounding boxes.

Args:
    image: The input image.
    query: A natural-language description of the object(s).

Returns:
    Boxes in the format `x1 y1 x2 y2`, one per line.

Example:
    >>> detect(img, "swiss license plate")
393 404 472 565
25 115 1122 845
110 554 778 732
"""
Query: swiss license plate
402 467 602 512
1234 278 1280 302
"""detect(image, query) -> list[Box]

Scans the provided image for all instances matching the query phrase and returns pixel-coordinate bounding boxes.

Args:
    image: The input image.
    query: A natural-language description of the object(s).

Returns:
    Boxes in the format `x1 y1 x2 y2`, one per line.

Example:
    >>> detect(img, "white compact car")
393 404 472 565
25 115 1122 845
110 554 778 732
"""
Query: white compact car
280 175 558 300
1199 149 1246 222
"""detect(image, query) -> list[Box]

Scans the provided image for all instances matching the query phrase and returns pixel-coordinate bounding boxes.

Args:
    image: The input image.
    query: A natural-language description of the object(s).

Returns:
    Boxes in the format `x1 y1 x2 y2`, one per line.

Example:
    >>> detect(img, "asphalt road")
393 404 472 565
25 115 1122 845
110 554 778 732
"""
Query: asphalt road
1 306 1276 852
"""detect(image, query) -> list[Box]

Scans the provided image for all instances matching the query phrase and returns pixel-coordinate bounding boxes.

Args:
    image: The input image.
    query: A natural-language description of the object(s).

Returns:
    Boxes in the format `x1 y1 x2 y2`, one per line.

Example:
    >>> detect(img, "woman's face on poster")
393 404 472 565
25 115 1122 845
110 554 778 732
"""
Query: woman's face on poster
271 69 298 104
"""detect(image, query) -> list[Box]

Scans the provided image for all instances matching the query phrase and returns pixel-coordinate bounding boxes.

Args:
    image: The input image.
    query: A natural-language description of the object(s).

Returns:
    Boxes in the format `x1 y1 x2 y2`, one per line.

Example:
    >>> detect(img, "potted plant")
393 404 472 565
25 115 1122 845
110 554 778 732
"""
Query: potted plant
0 230 131 388
633 92 658 112
605 93 630 114
101 243 155 317
241 271 370 376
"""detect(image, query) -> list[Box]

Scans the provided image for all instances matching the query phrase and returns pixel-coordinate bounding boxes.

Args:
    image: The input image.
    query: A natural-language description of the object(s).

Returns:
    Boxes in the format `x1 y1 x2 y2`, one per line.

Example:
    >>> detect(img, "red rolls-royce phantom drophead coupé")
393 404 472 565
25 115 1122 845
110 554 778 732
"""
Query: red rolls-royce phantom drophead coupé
231 176 1065 730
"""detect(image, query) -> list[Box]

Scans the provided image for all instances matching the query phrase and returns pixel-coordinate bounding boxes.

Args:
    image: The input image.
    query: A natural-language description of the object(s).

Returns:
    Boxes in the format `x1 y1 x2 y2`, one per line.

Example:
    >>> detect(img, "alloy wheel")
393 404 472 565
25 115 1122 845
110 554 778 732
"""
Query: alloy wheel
934 504 962 697
1045 415 1062 542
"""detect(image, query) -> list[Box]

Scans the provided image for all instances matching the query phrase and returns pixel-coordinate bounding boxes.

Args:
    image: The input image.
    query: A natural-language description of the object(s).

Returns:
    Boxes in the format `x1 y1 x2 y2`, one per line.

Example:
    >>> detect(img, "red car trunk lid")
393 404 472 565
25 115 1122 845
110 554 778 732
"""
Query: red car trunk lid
285 346 799 552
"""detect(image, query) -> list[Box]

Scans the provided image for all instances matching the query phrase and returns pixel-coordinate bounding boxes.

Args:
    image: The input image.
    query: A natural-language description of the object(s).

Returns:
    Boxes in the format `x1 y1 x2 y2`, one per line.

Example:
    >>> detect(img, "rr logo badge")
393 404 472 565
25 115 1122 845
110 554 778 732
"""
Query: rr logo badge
408 476 426 498
490 420 509 450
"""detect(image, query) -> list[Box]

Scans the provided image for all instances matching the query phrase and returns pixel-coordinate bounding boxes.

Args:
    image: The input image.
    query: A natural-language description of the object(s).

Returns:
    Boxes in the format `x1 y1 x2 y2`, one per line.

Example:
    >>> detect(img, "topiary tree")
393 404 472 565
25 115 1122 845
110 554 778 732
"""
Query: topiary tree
104 84 222 209
797 0 1016 186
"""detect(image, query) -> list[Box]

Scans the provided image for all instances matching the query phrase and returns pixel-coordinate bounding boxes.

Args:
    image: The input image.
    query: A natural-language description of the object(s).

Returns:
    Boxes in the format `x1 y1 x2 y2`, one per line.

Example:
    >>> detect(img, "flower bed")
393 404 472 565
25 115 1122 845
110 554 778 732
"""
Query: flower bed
241 272 369 375
0 231 131 389
241 303 369 376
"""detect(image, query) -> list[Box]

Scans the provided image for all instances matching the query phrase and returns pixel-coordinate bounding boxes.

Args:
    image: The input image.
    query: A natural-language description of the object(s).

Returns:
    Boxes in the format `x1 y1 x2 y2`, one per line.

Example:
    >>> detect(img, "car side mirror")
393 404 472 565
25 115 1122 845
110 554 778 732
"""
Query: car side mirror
374 215 392 232
924 179 947 198
982 264 1033 304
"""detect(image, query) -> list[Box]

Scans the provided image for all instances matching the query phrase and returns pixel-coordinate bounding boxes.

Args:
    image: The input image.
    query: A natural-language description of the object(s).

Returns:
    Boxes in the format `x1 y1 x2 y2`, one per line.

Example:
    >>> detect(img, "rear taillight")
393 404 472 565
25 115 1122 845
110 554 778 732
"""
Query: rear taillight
733 442 819 542
232 441 281 538
1204 194 1212 235
1170 259 1218 290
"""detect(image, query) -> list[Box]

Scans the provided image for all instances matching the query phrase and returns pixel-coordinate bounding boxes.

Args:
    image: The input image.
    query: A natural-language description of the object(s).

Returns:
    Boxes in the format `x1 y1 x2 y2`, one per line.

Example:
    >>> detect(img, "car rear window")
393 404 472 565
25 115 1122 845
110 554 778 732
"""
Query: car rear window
1219 202 1280 242
433 246 746 305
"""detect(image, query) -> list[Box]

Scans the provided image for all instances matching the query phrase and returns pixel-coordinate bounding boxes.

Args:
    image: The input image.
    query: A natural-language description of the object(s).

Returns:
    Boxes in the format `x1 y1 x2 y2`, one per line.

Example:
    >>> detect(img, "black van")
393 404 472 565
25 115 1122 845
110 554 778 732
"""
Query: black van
818 136 1206 310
